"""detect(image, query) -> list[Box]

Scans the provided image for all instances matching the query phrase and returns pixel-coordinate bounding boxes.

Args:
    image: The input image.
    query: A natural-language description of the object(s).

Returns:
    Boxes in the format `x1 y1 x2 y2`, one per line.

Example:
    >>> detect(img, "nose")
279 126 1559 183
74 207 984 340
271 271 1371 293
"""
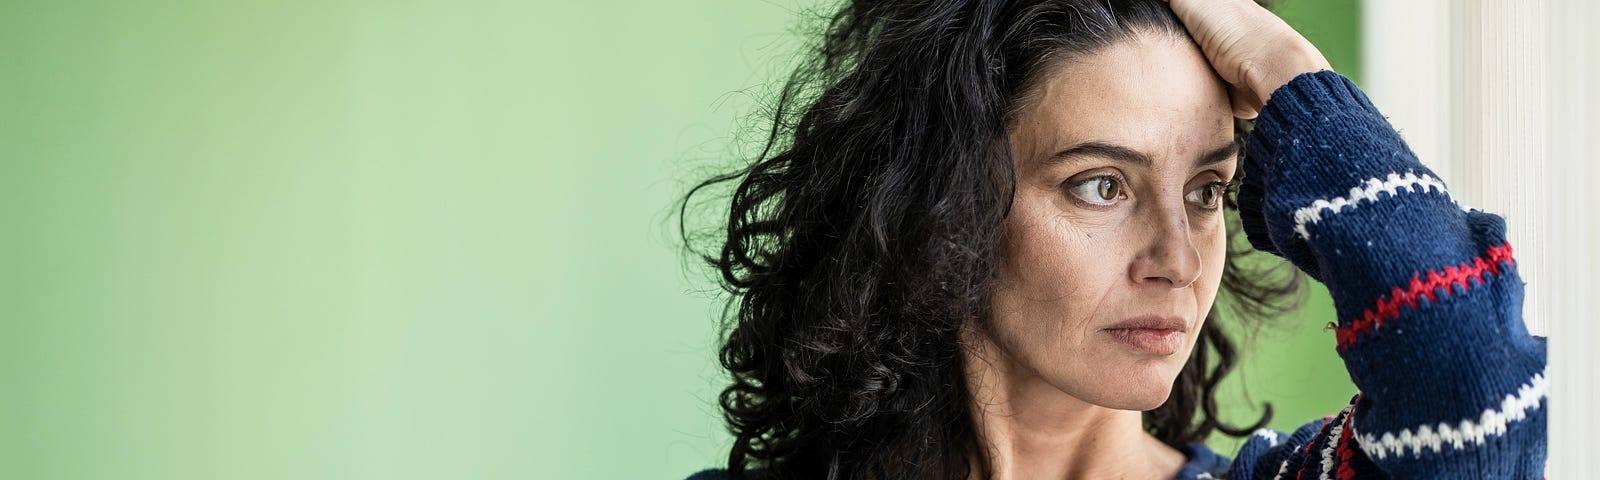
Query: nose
1128 205 1202 289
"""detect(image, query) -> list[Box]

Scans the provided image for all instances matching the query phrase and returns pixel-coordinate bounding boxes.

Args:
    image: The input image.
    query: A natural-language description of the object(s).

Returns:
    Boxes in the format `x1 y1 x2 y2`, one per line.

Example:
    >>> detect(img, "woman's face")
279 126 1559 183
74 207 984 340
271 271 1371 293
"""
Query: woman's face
983 32 1237 411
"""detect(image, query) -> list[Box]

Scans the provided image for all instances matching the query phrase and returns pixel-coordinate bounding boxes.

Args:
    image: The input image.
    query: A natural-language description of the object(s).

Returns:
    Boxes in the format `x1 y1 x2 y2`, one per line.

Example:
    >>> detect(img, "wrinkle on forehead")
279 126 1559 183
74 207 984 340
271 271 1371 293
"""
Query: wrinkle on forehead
1007 33 1233 173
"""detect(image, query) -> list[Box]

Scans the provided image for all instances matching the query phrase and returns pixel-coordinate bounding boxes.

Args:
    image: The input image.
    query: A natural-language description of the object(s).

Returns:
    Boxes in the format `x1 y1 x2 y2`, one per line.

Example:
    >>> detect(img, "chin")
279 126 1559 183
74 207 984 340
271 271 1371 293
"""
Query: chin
1102 384 1176 412
1086 363 1182 411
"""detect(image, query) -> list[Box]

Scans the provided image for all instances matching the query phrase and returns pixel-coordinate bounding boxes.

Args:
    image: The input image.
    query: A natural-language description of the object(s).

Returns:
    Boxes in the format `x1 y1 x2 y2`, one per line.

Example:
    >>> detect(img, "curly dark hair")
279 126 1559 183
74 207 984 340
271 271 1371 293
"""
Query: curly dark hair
679 0 1302 478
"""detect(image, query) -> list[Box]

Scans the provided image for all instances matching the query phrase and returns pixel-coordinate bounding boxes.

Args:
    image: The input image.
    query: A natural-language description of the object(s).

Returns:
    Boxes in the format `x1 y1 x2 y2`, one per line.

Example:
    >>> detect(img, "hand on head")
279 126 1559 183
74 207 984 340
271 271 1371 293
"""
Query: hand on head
1164 0 1333 118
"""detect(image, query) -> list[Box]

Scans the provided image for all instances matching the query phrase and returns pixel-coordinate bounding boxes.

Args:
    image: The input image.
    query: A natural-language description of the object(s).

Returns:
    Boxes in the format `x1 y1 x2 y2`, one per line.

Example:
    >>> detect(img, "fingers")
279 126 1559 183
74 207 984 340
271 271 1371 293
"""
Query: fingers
1166 0 1329 116
1230 84 1260 120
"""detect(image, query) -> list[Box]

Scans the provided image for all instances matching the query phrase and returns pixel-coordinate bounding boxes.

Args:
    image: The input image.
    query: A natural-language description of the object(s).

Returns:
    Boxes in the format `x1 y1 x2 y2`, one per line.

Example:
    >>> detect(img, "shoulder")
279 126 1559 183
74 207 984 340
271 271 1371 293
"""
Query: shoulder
685 469 766 480
1224 419 1342 480
1174 442 1232 479
684 469 729 480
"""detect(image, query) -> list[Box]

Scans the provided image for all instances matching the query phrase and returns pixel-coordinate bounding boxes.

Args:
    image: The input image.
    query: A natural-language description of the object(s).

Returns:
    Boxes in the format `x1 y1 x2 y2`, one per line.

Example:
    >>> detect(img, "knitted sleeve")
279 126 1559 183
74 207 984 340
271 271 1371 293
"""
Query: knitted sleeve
1225 70 1548 479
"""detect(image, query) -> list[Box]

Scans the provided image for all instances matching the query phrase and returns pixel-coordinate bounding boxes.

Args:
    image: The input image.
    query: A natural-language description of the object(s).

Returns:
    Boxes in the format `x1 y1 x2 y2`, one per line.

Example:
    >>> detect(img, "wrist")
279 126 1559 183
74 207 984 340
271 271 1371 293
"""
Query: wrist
1246 41 1332 106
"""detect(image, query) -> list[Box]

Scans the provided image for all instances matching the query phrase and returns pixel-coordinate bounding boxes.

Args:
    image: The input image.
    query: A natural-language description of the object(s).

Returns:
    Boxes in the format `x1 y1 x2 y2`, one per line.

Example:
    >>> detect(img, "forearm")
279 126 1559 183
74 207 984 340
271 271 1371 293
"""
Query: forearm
1237 70 1547 478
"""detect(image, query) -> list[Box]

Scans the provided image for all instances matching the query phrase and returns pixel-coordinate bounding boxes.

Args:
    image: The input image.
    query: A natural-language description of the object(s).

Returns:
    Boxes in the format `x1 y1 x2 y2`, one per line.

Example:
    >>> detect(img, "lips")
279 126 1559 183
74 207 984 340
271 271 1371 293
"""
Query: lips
1102 315 1188 332
1101 315 1188 356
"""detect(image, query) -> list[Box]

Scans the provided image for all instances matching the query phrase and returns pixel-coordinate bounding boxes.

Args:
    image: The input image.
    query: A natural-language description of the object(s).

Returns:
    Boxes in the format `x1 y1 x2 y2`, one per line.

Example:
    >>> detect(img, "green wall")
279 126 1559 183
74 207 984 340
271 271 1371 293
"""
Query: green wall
0 1 1360 478
1204 0 1362 455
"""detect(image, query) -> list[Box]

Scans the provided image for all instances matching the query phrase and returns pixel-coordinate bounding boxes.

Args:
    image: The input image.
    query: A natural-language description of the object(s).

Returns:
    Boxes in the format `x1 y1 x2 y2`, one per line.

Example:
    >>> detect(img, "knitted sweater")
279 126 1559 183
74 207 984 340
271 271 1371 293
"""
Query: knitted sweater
686 71 1549 479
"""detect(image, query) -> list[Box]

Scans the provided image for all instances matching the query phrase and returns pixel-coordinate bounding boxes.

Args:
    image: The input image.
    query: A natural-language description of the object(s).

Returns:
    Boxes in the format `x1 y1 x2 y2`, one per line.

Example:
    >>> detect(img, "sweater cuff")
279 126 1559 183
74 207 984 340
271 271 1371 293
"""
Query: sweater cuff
1246 69 1387 184
1237 70 1387 282
1261 70 1379 124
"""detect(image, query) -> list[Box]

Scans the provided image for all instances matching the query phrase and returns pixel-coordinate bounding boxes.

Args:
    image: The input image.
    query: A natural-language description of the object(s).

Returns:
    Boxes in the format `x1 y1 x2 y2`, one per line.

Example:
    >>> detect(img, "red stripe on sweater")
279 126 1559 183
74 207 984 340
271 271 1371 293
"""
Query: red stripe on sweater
1336 241 1515 350
1336 400 1358 480
1296 418 1339 480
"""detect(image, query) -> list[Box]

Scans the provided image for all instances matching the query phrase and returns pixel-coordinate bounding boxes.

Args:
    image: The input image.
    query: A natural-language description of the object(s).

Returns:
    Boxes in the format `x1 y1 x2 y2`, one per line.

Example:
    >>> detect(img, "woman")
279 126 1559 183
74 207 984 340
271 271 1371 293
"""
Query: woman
682 0 1548 478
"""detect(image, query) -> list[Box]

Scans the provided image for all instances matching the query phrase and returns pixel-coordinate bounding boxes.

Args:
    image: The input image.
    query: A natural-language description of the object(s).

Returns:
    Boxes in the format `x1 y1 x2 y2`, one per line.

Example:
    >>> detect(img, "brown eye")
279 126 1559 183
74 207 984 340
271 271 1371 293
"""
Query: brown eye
1185 182 1224 210
1067 175 1124 206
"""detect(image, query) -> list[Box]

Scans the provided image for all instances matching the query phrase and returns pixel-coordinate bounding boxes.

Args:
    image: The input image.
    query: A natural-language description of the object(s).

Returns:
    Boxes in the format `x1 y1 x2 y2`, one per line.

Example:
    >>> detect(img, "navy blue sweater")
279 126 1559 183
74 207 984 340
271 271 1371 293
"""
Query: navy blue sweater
688 71 1549 479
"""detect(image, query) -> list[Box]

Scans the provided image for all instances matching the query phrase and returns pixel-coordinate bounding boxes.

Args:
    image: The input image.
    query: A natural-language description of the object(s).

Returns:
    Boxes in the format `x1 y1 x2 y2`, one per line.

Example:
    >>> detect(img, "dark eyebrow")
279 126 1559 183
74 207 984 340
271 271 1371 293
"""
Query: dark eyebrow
1043 141 1240 169
1196 142 1242 168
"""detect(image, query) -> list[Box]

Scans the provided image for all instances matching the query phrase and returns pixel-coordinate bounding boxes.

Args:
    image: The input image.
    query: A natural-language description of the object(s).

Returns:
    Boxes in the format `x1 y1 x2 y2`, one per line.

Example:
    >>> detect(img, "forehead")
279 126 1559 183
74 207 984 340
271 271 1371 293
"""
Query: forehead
1011 33 1233 166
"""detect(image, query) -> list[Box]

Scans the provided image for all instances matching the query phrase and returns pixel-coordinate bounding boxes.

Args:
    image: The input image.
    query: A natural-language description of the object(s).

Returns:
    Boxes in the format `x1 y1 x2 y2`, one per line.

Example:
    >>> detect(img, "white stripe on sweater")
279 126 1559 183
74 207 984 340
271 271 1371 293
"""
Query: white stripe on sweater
1290 171 1454 239
1319 405 1356 480
1254 428 1282 447
1270 456 1292 480
1352 366 1548 459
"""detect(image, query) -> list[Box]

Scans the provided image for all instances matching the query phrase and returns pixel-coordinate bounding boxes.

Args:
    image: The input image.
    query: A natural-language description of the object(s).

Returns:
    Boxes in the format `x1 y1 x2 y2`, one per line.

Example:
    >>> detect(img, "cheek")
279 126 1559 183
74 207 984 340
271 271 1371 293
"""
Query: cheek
1194 218 1230 311
995 185 1130 294
990 201 1125 349
996 202 1117 301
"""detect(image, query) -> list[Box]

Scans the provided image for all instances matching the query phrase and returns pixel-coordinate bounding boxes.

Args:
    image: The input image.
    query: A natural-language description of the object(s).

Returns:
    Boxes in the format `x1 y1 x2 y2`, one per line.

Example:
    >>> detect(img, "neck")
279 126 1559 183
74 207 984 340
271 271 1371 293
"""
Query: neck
961 327 1184 480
